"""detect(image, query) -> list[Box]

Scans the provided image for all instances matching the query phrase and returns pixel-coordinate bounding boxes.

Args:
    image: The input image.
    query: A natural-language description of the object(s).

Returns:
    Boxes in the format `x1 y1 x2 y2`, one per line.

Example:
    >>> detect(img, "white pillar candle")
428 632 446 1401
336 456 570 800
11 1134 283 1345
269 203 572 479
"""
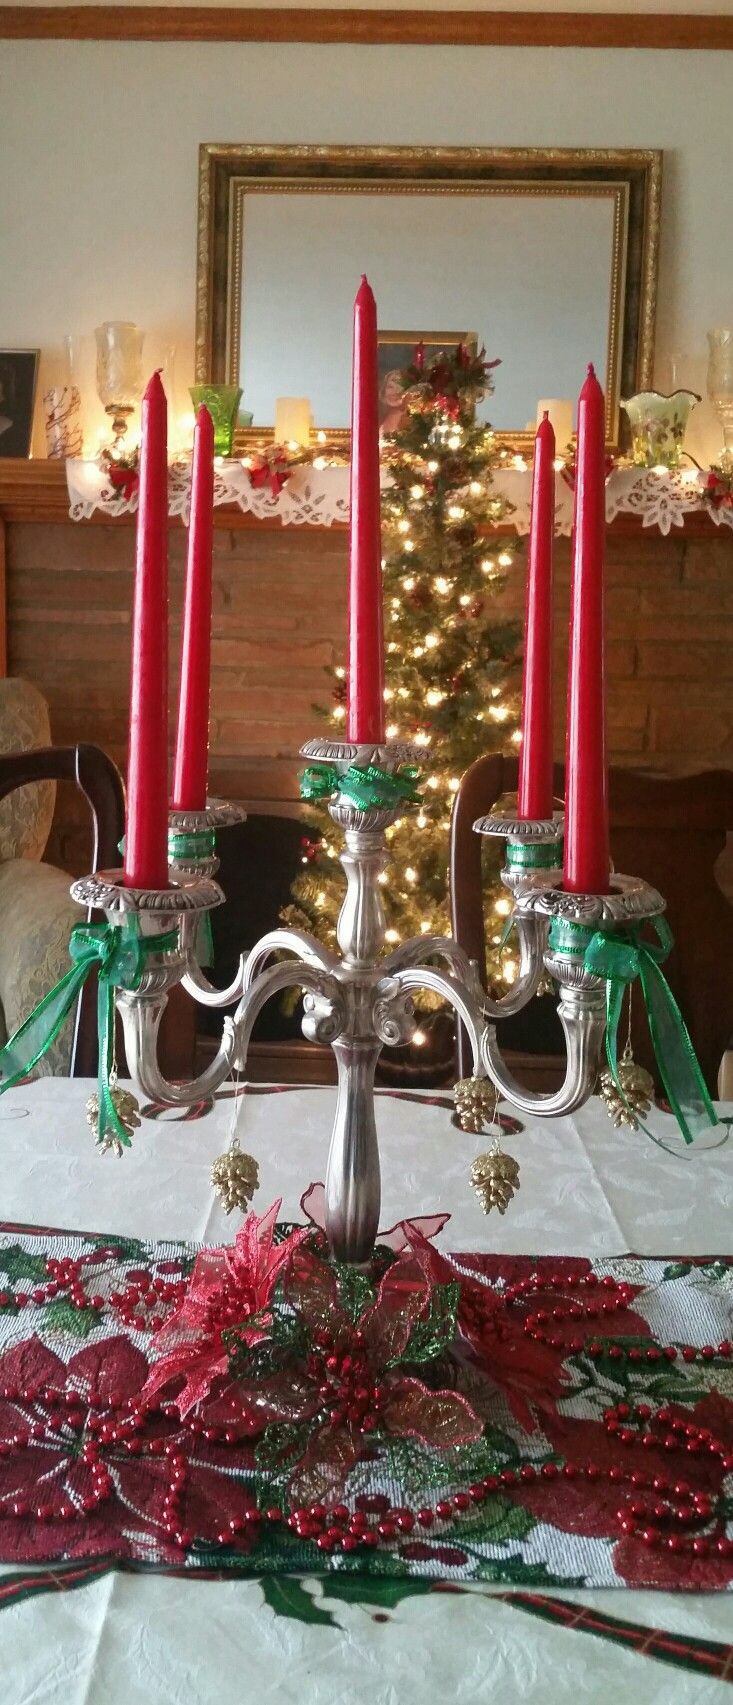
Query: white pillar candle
274 397 311 446
536 399 574 450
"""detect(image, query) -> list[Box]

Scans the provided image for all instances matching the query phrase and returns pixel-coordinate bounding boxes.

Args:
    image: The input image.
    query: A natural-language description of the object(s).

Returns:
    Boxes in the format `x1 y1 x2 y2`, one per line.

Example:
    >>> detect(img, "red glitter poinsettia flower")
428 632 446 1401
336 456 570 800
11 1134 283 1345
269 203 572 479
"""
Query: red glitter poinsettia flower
234 1243 482 1506
142 1200 308 1416
300 1182 450 1253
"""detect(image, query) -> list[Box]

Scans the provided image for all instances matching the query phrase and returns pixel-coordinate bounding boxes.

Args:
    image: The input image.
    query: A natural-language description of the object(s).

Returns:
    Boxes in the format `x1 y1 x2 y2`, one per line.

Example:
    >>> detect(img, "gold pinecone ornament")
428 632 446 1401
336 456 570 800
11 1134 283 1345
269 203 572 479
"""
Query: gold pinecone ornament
85 1085 141 1157
453 1075 495 1133
470 1146 521 1216
598 1042 654 1130
211 1144 260 1214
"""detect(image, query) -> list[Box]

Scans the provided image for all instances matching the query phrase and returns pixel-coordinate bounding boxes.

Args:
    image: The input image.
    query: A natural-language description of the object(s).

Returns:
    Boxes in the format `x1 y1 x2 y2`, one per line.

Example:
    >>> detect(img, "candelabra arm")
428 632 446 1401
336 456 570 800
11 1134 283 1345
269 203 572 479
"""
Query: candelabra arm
116 997 239 1107
122 958 345 1107
389 964 487 1077
481 976 607 1116
180 926 338 1010
242 929 341 990
383 935 479 983
478 912 550 1020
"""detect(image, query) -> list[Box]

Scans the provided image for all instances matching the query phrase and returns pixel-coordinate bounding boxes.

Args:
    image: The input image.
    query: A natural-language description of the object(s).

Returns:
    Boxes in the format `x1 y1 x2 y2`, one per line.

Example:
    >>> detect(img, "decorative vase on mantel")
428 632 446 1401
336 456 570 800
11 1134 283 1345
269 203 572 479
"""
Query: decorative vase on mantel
707 329 733 471
621 389 700 470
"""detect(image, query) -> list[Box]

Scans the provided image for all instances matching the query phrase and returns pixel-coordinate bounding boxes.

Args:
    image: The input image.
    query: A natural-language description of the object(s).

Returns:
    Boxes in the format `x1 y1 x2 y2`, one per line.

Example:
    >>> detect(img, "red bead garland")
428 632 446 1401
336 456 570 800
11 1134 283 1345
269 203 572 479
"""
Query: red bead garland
0 1249 186 1333
504 1266 733 1366
0 1256 730 1563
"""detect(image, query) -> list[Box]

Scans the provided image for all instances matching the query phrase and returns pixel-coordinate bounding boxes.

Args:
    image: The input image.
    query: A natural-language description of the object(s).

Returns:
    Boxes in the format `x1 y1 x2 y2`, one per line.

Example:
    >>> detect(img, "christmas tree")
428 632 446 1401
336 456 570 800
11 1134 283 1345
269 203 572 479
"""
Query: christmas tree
284 341 523 1002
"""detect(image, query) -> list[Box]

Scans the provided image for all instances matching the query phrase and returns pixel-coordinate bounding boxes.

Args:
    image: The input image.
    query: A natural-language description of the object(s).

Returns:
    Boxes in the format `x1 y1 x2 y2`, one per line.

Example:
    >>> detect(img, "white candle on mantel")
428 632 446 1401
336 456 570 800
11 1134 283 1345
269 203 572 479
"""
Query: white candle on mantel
536 399 574 451
274 397 311 446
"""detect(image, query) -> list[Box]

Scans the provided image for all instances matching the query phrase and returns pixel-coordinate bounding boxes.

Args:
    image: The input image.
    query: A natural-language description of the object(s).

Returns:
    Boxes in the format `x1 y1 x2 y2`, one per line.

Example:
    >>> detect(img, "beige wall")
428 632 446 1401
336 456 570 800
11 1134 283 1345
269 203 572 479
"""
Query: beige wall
0 39 730 461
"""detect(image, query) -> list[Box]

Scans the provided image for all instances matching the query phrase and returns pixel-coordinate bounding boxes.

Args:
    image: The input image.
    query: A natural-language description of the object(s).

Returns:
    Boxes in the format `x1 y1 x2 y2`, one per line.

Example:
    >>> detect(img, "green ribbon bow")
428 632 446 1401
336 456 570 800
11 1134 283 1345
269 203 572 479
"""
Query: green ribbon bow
299 762 422 810
549 914 719 1148
0 917 176 1150
300 764 341 802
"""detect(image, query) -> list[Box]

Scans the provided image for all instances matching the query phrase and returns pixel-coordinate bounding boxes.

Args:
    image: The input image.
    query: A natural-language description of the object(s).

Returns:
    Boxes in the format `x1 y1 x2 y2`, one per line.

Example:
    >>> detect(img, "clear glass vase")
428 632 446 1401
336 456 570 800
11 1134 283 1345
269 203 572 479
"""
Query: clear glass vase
707 329 733 470
95 322 144 448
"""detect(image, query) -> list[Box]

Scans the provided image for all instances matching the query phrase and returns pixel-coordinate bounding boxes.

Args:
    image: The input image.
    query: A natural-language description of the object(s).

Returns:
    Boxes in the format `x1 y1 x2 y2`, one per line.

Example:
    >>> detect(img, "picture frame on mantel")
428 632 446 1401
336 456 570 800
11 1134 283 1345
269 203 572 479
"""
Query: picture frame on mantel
0 350 39 459
195 144 661 452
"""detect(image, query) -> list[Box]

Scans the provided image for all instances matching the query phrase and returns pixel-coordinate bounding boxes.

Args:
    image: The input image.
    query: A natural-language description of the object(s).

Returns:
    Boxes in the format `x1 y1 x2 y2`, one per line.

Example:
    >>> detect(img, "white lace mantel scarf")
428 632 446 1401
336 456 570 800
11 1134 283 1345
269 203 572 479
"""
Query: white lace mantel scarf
65 458 733 538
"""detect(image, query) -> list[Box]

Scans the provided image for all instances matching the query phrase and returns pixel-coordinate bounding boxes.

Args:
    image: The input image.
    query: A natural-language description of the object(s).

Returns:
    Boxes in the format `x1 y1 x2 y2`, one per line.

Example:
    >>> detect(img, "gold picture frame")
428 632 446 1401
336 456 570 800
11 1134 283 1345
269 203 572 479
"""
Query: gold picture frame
195 144 661 450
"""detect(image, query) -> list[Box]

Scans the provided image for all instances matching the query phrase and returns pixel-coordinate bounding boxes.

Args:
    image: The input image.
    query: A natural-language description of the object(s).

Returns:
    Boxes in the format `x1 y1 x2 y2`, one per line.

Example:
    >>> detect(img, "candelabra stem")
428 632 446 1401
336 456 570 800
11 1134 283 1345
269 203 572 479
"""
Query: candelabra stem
326 1036 382 1263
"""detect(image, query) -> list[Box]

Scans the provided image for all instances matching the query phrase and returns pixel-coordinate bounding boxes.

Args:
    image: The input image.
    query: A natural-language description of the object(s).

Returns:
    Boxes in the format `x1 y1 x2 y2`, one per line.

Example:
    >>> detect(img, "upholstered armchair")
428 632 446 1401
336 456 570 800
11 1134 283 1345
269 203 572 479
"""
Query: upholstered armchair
0 679 81 1075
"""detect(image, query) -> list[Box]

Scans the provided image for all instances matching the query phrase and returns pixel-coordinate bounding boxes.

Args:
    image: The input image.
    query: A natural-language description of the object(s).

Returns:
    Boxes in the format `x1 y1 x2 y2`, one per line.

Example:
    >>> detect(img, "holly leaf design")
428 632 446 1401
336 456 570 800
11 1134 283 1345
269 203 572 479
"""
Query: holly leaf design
0 1244 49 1283
42 1299 97 1338
663 1262 691 1281
321 1575 433 1609
260 1576 336 1626
457 1495 535 1546
474 1554 585 1587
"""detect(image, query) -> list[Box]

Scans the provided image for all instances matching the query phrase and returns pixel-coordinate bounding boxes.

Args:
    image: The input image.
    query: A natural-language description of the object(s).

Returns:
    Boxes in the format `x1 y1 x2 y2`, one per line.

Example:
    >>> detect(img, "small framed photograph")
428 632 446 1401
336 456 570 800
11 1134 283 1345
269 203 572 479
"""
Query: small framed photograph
377 330 477 431
0 350 40 458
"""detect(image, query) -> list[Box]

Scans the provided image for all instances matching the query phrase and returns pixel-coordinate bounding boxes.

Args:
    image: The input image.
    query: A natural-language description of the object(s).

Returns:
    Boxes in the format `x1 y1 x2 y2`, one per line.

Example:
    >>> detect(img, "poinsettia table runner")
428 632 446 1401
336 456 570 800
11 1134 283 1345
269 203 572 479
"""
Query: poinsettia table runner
1 1218 732 1593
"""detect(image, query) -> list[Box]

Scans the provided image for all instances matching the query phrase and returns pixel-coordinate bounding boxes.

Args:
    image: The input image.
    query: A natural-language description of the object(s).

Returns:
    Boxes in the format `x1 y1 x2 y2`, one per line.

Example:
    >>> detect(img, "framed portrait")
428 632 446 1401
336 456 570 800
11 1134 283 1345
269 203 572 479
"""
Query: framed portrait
0 350 39 458
377 330 477 431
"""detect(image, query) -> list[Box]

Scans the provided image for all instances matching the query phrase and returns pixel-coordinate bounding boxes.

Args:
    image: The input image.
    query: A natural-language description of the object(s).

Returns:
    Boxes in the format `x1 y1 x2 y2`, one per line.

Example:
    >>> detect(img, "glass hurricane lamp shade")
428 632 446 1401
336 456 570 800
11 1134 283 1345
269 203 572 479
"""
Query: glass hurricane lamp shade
621 389 700 470
189 384 242 457
94 322 144 448
707 329 733 470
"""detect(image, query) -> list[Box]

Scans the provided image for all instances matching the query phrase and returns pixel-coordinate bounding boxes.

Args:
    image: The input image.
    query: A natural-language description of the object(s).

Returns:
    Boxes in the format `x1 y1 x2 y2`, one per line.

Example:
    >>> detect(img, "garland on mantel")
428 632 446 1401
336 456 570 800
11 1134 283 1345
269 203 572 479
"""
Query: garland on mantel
65 453 733 536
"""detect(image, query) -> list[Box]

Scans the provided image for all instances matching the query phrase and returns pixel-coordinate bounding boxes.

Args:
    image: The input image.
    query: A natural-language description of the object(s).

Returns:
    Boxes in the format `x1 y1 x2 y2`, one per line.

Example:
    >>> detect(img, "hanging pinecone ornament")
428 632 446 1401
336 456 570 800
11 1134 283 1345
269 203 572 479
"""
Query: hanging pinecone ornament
470 1145 521 1216
453 1076 495 1133
211 1142 260 1214
598 1041 655 1130
85 1085 141 1157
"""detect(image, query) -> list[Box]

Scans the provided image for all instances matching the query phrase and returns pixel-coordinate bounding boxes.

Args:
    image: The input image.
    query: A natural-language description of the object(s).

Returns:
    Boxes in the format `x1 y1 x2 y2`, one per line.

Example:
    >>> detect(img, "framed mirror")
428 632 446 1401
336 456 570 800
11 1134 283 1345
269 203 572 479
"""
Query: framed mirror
196 145 661 449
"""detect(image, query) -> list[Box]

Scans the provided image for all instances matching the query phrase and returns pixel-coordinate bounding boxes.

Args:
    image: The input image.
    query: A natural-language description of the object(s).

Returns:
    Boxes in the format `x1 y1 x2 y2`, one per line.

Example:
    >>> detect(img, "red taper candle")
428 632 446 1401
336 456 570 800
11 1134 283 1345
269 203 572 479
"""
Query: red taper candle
563 365 611 894
124 370 170 890
346 276 385 745
171 405 214 811
518 412 555 820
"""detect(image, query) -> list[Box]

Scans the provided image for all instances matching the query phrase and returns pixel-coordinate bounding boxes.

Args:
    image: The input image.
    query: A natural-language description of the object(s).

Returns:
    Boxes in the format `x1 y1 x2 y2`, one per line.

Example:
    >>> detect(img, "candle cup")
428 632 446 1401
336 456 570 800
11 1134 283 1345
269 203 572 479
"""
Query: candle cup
189 385 242 458
167 799 248 882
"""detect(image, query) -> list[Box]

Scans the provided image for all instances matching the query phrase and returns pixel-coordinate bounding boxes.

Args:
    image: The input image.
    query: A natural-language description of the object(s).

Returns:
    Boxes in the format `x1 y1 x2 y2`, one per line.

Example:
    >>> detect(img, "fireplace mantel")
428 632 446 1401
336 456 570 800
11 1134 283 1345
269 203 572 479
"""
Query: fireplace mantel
0 457 726 534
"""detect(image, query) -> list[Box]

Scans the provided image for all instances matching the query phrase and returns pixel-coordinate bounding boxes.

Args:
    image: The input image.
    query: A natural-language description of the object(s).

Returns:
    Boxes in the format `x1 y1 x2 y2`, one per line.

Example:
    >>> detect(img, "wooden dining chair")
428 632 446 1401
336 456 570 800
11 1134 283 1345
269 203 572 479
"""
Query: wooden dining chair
450 753 733 1094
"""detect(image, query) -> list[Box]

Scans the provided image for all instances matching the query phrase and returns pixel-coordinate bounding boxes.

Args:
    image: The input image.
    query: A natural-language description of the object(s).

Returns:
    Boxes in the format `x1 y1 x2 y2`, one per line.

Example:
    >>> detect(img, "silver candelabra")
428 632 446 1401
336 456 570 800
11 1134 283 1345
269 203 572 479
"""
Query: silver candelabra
70 738 663 1263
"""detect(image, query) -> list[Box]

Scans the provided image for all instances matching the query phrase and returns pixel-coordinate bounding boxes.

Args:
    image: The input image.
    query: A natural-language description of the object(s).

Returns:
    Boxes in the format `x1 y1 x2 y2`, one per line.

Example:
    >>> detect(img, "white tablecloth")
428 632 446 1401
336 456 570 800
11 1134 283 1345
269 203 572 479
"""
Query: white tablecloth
1 1078 732 1704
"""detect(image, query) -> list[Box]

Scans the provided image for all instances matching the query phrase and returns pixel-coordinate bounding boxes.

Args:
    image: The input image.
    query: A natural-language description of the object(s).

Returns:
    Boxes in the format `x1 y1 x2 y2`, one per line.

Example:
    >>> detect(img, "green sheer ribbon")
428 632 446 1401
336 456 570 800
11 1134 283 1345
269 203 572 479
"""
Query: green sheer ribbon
505 839 562 870
548 913 719 1148
167 829 217 862
0 918 176 1150
167 830 216 967
299 762 422 810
